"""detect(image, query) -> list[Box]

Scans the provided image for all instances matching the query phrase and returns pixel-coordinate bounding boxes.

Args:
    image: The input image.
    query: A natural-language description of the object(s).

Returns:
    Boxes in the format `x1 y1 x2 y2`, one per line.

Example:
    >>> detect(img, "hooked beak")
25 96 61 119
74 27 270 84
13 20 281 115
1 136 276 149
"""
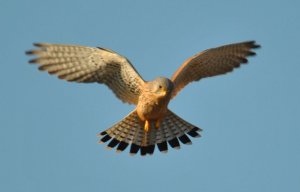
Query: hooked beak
160 89 167 97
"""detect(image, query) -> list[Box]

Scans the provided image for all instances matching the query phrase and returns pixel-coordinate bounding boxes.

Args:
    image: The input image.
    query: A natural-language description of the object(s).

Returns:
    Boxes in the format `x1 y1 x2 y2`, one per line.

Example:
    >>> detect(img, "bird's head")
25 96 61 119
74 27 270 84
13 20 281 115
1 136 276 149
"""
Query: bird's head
146 77 174 98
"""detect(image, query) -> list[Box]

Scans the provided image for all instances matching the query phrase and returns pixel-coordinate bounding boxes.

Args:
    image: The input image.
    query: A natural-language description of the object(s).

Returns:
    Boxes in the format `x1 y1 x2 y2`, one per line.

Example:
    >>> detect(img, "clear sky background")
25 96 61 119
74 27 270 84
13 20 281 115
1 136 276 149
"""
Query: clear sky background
1 0 300 192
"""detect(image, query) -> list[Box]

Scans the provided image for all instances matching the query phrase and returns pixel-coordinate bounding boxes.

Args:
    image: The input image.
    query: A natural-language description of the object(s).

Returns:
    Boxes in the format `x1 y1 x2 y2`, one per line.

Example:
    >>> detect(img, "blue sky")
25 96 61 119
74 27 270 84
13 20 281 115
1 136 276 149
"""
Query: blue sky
1 0 300 191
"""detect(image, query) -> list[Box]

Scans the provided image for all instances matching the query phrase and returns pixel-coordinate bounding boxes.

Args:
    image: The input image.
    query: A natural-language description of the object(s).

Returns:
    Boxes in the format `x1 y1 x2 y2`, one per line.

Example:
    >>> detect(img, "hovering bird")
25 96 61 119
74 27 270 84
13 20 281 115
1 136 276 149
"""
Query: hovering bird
26 41 260 156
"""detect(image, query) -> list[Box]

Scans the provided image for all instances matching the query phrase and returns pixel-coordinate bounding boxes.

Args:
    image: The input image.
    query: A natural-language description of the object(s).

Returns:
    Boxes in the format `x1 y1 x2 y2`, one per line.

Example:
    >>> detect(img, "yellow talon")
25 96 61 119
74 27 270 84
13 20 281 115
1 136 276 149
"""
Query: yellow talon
144 120 150 132
155 120 161 129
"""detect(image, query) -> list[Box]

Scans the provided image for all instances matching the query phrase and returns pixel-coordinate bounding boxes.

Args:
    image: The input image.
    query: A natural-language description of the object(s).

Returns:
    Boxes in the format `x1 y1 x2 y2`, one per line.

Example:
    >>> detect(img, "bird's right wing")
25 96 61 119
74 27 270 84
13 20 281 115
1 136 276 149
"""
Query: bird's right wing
26 43 145 105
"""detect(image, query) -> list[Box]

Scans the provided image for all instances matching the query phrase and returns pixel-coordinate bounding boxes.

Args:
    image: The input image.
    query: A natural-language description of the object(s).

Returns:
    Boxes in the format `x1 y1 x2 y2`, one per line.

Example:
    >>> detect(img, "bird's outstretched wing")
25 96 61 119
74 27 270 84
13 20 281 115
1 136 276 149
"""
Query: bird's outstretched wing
26 43 145 104
171 41 260 98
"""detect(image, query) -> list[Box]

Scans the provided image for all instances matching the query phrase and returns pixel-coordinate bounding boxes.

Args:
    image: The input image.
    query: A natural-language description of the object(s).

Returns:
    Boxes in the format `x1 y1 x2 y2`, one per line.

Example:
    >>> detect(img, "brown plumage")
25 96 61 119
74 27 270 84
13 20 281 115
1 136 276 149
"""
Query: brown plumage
26 41 260 156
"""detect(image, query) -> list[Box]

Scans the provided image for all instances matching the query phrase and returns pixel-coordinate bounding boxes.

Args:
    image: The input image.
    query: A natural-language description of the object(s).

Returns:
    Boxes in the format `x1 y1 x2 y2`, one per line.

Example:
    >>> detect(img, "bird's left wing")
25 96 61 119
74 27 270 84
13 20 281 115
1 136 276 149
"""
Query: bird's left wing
171 41 260 98
26 43 145 104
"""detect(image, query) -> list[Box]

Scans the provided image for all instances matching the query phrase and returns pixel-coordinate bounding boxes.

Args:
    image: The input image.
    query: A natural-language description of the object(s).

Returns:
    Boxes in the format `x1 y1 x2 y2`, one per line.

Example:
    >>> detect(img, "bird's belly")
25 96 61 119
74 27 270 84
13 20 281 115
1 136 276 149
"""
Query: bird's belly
137 101 166 121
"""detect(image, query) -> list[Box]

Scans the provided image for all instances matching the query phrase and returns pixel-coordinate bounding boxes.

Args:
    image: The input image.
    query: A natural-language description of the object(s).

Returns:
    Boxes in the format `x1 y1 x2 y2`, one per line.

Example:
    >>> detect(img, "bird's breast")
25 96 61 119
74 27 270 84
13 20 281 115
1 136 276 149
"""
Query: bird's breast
136 93 169 121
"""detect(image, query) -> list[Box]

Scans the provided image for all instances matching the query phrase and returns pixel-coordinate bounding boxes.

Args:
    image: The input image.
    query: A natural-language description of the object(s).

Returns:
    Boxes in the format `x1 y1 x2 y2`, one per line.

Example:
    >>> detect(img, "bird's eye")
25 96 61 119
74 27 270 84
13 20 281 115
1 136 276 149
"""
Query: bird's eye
159 85 162 89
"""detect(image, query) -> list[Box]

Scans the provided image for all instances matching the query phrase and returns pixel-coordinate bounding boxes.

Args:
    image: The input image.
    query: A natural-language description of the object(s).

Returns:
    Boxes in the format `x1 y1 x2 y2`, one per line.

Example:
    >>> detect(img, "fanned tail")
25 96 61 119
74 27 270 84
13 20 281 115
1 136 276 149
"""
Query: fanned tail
97 109 202 156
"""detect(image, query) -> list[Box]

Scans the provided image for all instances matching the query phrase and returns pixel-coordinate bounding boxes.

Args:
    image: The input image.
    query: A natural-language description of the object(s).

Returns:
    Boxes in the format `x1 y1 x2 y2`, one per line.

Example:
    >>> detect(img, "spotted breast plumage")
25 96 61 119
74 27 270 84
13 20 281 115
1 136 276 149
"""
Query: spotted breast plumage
26 41 260 156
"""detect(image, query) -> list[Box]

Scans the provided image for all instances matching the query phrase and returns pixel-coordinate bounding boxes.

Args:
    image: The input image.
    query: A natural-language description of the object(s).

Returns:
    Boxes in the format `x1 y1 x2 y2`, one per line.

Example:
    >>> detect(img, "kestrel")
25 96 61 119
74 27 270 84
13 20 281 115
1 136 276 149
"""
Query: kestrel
26 41 260 156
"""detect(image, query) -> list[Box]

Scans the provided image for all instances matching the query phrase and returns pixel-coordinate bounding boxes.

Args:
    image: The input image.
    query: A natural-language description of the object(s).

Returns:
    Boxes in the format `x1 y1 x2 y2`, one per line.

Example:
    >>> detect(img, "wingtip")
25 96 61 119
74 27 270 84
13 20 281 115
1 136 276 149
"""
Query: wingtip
25 50 34 55
249 41 261 49
248 51 256 56
240 58 248 64
193 127 202 132
33 42 48 47
28 58 38 64
253 43 261 49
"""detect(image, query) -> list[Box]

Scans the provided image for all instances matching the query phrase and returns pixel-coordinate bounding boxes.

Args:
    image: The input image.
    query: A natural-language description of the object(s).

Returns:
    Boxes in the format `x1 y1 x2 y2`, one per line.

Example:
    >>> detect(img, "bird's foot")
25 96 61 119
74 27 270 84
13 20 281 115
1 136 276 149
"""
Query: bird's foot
144 120 150 132
155 120 161 129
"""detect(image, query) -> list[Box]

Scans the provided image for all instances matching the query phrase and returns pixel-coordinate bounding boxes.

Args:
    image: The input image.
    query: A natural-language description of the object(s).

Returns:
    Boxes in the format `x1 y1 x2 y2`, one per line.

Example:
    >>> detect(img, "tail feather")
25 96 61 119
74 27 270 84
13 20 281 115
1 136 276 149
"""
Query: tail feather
97 109 202 156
